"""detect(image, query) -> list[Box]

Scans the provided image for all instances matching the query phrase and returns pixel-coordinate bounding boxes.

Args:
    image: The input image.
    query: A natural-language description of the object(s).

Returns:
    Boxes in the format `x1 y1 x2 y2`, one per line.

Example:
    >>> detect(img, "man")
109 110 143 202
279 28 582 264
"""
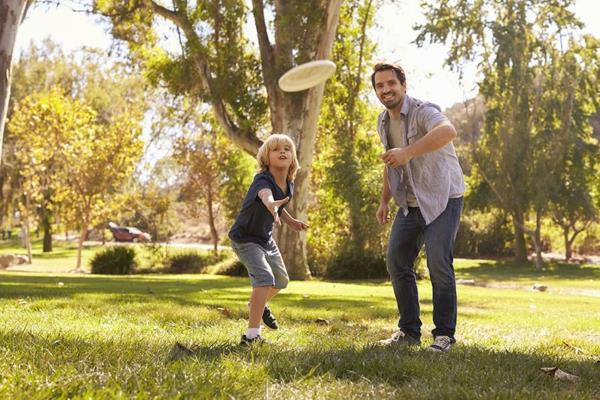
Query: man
372 63 464 353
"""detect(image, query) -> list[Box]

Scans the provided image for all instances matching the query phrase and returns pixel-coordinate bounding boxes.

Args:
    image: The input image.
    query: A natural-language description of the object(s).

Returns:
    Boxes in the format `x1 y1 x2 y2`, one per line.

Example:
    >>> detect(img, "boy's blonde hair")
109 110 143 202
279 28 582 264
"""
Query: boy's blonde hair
256 134 299 182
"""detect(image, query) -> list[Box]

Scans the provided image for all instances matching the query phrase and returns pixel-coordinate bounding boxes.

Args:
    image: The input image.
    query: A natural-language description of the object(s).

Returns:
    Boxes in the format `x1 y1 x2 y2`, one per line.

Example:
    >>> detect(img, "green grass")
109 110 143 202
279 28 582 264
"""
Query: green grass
1 256 600 399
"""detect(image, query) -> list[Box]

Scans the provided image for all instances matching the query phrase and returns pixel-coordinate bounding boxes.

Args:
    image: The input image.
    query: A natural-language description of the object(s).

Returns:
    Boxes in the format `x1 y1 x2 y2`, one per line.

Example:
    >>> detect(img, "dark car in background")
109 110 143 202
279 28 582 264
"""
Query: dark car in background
108 222 152 242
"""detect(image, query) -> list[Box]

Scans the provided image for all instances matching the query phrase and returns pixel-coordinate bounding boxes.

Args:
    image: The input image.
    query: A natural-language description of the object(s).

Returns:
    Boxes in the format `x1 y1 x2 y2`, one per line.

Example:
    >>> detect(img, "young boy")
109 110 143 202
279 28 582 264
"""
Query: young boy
229 134 309 345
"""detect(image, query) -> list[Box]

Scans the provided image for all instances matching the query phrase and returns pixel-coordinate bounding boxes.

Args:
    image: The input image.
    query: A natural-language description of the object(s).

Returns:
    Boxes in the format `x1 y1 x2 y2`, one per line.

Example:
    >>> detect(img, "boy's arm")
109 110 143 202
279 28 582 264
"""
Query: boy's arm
281 208 309 232
258 188 289 225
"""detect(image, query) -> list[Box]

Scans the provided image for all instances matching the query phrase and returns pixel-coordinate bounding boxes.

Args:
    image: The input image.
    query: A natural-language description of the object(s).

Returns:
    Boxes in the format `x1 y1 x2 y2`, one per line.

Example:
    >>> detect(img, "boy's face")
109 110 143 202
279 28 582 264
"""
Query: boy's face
374 69 406 111
268 141 293 170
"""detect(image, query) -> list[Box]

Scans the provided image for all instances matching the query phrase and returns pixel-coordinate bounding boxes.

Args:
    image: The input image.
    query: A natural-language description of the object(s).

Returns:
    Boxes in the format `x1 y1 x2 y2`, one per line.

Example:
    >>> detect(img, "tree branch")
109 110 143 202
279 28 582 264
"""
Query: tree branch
148 0 261 155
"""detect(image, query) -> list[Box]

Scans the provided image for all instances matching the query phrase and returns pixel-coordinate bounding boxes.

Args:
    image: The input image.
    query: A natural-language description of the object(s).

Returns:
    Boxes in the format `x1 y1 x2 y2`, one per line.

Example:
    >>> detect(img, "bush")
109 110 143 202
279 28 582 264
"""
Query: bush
213 257 247 277
323 251 387 280
165 251 227 274
90 246 137 275
454 211 514 258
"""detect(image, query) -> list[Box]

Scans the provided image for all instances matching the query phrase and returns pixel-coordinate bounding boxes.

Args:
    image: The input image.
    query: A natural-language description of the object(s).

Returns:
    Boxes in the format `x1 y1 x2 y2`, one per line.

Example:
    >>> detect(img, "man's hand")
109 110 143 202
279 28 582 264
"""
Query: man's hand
286 218 309 232
266 197 289 226
376 202 390 225
381 147 412 168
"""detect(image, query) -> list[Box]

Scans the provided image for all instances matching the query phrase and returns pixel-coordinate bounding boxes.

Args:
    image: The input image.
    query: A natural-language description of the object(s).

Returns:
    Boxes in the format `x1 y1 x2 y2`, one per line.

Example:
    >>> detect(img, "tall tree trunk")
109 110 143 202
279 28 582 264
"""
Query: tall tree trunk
563 227 572 261
40 202 53 252
76 227 85 271
22 192 32 263
533 211 543 271
0 0 29 160
206 183 219 255
512 213 527 262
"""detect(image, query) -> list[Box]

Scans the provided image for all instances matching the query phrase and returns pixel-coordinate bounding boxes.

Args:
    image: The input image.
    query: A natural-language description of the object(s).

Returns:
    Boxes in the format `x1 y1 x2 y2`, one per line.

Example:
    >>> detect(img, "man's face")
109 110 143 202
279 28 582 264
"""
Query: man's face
374 69 406 110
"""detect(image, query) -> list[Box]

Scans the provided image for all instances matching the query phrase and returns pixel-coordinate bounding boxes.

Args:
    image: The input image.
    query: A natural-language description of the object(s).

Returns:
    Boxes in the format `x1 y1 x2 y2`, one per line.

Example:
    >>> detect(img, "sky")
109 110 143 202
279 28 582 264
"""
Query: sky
14 0 600 110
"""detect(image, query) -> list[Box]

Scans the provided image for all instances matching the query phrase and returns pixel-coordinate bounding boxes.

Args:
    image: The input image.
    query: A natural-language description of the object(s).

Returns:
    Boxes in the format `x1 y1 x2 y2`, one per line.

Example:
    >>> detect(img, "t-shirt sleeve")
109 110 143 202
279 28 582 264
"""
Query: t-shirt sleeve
417 105 449 133
249 175 274 201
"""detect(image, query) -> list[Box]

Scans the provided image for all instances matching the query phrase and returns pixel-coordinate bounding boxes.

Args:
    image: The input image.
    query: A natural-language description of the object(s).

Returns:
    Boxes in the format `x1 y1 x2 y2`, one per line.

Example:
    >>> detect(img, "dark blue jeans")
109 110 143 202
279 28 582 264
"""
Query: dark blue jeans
386 197 463 339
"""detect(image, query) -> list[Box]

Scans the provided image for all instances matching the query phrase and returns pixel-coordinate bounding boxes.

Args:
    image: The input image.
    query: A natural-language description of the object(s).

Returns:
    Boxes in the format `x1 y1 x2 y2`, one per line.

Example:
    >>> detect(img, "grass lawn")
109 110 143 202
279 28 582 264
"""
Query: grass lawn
1 241 600 398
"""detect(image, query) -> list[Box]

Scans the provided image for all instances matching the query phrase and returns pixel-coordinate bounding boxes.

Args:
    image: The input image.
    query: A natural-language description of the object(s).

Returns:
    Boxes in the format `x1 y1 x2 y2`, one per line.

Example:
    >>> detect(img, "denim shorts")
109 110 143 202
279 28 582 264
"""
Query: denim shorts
231 239 289 289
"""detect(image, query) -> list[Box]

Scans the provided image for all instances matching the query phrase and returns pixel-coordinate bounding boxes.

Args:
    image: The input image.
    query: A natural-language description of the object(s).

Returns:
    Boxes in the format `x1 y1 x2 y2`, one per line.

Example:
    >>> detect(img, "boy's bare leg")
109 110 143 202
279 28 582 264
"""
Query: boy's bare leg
266 287 279 303
248 286 270 328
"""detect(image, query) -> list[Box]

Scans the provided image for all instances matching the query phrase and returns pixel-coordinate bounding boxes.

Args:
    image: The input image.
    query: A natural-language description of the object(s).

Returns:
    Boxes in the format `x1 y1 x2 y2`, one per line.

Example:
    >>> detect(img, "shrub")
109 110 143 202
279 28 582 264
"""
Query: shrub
213 257 247 276
165 251 227 274
454 211 514 258
323 251 387 280
90 246 137 275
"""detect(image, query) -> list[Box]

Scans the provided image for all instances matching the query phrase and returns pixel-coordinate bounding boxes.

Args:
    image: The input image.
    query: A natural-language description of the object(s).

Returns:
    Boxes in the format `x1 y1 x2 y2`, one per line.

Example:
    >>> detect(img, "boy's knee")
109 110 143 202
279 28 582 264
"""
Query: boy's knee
252 270 276 287
274 273 289 289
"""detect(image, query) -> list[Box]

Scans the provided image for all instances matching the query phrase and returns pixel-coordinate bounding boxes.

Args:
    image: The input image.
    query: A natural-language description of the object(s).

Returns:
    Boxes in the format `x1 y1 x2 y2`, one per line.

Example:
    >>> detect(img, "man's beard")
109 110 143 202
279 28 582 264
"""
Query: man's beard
382 96 402 110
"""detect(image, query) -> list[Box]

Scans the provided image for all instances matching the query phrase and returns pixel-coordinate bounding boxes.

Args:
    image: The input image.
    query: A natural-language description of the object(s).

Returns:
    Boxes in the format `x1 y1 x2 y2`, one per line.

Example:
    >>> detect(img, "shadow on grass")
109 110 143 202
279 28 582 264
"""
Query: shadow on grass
457 260 600 281
169 338 600 397
0 273 249 301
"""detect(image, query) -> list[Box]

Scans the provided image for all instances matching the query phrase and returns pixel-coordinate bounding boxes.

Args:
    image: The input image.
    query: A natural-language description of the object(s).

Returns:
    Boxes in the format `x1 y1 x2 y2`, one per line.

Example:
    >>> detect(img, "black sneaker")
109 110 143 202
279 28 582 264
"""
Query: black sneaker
262 306 279 330
427 336 455 353
240 334 266 346
377 330 421 346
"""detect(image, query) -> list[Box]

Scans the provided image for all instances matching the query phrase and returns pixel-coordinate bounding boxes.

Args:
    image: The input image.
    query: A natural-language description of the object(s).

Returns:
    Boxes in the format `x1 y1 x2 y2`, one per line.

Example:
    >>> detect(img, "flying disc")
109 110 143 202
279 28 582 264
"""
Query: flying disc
278 60 336 92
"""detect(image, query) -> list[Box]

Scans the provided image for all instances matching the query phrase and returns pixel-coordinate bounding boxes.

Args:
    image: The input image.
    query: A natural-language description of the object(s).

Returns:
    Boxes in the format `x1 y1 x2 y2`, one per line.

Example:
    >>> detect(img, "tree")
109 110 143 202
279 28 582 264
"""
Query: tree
542 36 600 260
415 0 595 268
94 0 344 279
0 0 31 161
3 41 148 252
8 89 78 254
309 0 387 278
58 109 143 270
173 112 227 254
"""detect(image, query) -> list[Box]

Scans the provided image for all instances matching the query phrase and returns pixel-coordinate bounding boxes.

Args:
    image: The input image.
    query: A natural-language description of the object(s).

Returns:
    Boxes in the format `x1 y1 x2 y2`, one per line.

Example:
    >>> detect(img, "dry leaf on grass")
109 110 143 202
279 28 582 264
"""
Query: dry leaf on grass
540 367 579 382
314 318 330 325
217 307 232 317
169 342 195 361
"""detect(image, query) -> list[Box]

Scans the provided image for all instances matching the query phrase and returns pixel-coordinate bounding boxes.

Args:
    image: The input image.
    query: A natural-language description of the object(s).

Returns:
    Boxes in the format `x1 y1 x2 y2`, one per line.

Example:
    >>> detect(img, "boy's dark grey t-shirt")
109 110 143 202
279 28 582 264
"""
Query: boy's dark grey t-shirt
228 171 294 248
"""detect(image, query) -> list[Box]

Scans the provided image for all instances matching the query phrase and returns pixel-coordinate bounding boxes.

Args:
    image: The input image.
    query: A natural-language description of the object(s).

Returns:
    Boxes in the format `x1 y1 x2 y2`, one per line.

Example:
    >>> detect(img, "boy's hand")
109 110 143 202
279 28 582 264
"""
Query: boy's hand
267 197 289 225
287 218 309 232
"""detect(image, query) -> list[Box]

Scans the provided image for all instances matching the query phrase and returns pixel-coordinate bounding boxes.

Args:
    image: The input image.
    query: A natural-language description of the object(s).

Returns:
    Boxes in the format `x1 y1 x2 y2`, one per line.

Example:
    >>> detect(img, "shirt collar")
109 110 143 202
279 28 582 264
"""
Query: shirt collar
383 95 410 124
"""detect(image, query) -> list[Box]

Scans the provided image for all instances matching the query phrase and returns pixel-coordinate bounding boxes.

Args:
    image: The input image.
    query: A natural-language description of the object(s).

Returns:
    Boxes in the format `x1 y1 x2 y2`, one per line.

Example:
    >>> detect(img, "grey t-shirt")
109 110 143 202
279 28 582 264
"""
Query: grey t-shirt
388 115 418 207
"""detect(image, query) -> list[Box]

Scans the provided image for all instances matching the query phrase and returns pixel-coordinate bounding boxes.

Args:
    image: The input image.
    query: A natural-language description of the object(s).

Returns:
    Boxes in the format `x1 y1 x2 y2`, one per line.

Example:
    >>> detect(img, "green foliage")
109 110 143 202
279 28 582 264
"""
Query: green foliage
416 0 599 263
323 252 387 280
165 251 227 274
212 257 247 277
309 0 386 278
455 210 514 258
90 246 137 275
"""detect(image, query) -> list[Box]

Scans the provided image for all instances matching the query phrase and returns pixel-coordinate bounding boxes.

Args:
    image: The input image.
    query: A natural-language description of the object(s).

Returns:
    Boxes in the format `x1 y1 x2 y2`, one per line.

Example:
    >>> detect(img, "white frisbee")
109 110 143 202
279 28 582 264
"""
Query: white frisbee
278 60 336 92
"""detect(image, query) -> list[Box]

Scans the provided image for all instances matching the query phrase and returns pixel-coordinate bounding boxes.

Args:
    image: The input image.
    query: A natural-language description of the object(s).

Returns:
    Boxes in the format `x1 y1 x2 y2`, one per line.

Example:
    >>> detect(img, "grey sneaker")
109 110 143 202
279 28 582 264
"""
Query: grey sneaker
427 336 455 353
378 330 421 346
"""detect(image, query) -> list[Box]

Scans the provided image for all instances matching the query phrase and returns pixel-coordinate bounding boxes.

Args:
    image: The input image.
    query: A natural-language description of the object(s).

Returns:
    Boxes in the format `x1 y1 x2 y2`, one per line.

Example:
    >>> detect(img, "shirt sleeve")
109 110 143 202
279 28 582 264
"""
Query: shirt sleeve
417 105 449 133
250 175 274 201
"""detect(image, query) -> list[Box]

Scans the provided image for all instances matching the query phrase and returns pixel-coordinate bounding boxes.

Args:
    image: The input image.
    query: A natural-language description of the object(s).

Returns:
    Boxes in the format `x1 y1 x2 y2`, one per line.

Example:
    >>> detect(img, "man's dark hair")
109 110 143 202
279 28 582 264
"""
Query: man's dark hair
371 63 406 88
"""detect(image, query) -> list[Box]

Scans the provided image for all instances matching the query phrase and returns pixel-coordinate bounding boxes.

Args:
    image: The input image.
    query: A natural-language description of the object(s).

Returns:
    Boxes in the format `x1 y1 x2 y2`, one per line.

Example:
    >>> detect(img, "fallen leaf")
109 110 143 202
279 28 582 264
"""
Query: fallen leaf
217 307 232 317
169 342 195 361
57 282 64 287
541 367 579 383
314 318 330 325
533 283 548 292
